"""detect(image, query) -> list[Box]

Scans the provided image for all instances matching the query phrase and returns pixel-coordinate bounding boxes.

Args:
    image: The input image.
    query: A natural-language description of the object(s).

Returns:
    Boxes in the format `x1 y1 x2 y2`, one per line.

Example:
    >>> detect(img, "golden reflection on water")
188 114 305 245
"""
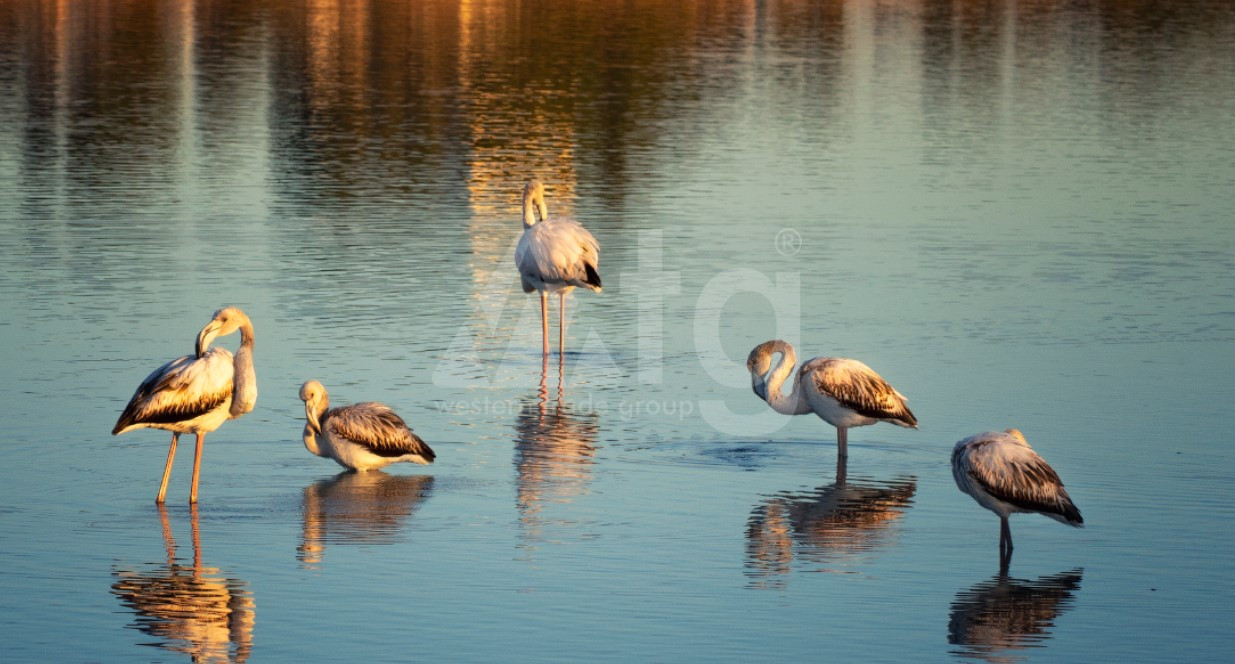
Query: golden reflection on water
111 506 255 663
948 569 1084 663
514 357 600 547
298 471 435 568
745 458 916 587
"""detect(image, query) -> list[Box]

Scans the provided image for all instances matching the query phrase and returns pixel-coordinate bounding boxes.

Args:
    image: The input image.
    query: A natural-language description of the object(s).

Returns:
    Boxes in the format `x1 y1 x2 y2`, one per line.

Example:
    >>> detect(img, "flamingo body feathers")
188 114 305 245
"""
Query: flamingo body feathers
952 429 1082 527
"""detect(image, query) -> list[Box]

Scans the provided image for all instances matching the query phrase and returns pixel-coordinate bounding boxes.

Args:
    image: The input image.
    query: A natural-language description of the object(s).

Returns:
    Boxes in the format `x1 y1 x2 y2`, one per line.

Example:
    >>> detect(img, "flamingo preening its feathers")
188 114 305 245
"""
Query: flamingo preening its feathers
113 307 257 504
299 380 435 472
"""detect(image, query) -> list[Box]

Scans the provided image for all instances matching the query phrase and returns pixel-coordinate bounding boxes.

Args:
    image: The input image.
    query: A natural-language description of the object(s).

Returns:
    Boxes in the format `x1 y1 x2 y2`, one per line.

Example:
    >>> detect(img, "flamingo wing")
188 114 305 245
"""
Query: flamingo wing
515 219 602 292
113 348 234 434
954 434 1083 525
804 358 917 427
324 402 436 461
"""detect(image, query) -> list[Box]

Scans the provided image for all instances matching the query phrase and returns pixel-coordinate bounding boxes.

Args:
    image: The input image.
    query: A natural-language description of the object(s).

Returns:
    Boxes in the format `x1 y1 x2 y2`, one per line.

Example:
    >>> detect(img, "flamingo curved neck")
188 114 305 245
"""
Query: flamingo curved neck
765 347 810 416
303 402 329 458
523 188 548 228
229 322 258 418
303 424 326 457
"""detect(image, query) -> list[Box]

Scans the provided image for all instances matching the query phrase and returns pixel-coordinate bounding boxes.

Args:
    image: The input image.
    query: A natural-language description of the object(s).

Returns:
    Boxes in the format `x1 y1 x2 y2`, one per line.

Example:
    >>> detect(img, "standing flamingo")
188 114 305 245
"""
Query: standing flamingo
299 380 435 472
113 307 258 504
746 339 917 458
952 429 1083 568
514 179 602 357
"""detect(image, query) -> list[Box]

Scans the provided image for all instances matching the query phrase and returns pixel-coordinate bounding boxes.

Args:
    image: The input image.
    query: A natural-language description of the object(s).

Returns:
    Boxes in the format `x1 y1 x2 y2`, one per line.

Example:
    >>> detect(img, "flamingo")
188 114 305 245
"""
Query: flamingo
952 429 1083 567
298 380 435 472
514 179 602 357
113 307 258 504
746 339 918 458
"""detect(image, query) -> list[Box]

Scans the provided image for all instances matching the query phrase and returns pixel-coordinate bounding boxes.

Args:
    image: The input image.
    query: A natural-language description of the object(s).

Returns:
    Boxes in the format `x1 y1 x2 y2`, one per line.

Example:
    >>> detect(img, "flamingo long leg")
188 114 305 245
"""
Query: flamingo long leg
540 292 549 357
156 433 179 504
189 433 205 504
559 292 566 358
837 427 849 458
999 517 1014 570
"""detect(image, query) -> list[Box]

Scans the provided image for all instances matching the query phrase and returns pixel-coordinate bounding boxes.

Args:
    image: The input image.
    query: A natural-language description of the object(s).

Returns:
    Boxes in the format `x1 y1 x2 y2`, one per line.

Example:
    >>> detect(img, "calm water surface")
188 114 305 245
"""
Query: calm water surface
2 0 1234 661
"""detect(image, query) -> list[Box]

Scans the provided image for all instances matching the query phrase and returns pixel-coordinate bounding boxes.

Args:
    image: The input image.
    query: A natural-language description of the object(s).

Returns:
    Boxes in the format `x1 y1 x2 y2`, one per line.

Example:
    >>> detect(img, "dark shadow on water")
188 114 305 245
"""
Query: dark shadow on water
513 355 600 551
111 505 255 663
298 471 435 568
745 457 916 588
948 569 1084 663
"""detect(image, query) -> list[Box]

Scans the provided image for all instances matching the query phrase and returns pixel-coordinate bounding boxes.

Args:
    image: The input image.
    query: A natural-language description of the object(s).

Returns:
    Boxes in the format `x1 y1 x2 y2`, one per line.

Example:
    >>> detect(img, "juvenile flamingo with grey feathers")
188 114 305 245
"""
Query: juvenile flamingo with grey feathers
746 340 918 458
299 380 435 472
952 429 1083 567
113 307 258 504
514 179 602 357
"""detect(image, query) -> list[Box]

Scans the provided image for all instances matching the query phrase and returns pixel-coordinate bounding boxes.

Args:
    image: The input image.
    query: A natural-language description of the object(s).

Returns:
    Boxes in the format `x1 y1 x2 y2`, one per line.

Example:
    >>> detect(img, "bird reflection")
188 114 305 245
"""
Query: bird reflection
948 569 1084 663
111 506 255 663
298 471 435 567
745 457 916 587
514 356 599 546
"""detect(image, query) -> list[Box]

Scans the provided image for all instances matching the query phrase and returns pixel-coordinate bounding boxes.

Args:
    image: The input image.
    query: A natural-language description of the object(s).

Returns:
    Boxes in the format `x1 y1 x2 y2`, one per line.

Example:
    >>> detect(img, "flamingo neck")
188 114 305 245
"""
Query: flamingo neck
239 322 255 349
302 424 325 457
303 402 329 458
229 323 257 418
765 346 810 416
523 188 547 228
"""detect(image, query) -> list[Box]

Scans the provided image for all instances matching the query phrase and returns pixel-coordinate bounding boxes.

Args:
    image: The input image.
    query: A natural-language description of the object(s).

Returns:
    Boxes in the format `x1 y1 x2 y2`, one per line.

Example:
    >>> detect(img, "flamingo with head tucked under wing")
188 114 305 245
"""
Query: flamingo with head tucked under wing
514 179 602 358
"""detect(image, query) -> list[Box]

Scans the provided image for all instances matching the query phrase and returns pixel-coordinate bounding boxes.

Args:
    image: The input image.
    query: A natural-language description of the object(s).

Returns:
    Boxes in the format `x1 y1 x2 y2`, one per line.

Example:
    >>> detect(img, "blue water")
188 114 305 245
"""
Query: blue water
2 0 1234 661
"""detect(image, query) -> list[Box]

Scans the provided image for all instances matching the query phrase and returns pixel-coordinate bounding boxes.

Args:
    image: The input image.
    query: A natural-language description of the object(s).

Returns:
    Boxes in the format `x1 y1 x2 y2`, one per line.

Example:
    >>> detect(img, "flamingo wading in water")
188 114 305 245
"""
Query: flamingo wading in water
746 340 918 458
514 179 602 357
952 429 1083 567
113 307 258 504
299 380 435 472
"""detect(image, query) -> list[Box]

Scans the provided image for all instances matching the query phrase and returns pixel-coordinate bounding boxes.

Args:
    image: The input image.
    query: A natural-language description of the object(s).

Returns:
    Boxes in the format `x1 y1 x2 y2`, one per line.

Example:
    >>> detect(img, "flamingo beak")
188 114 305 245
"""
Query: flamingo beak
305 401 322 435
196 320 222 358
536 197 549 223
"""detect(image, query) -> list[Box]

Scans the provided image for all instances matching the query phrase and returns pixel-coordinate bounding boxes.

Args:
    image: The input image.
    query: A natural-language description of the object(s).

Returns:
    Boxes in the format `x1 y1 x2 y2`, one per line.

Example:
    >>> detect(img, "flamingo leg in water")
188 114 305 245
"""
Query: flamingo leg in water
559 292 566 358
999 517 1014 571
539 292 549 357
837 427 849 458
156 433 179 504
189 433 205 504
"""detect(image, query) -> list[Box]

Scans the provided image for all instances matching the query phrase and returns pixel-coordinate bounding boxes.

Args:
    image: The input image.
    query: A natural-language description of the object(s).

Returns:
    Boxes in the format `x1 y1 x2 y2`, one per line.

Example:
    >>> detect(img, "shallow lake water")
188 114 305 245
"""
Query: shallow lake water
2 0 1234 661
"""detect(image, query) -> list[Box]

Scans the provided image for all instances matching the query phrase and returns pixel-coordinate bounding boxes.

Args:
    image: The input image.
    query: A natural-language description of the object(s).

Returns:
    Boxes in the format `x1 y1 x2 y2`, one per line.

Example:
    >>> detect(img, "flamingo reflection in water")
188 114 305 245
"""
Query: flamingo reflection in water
948 569 1084 663
298 472 435 567
513 356 599 546
111 506 255 663
745 457 916 587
